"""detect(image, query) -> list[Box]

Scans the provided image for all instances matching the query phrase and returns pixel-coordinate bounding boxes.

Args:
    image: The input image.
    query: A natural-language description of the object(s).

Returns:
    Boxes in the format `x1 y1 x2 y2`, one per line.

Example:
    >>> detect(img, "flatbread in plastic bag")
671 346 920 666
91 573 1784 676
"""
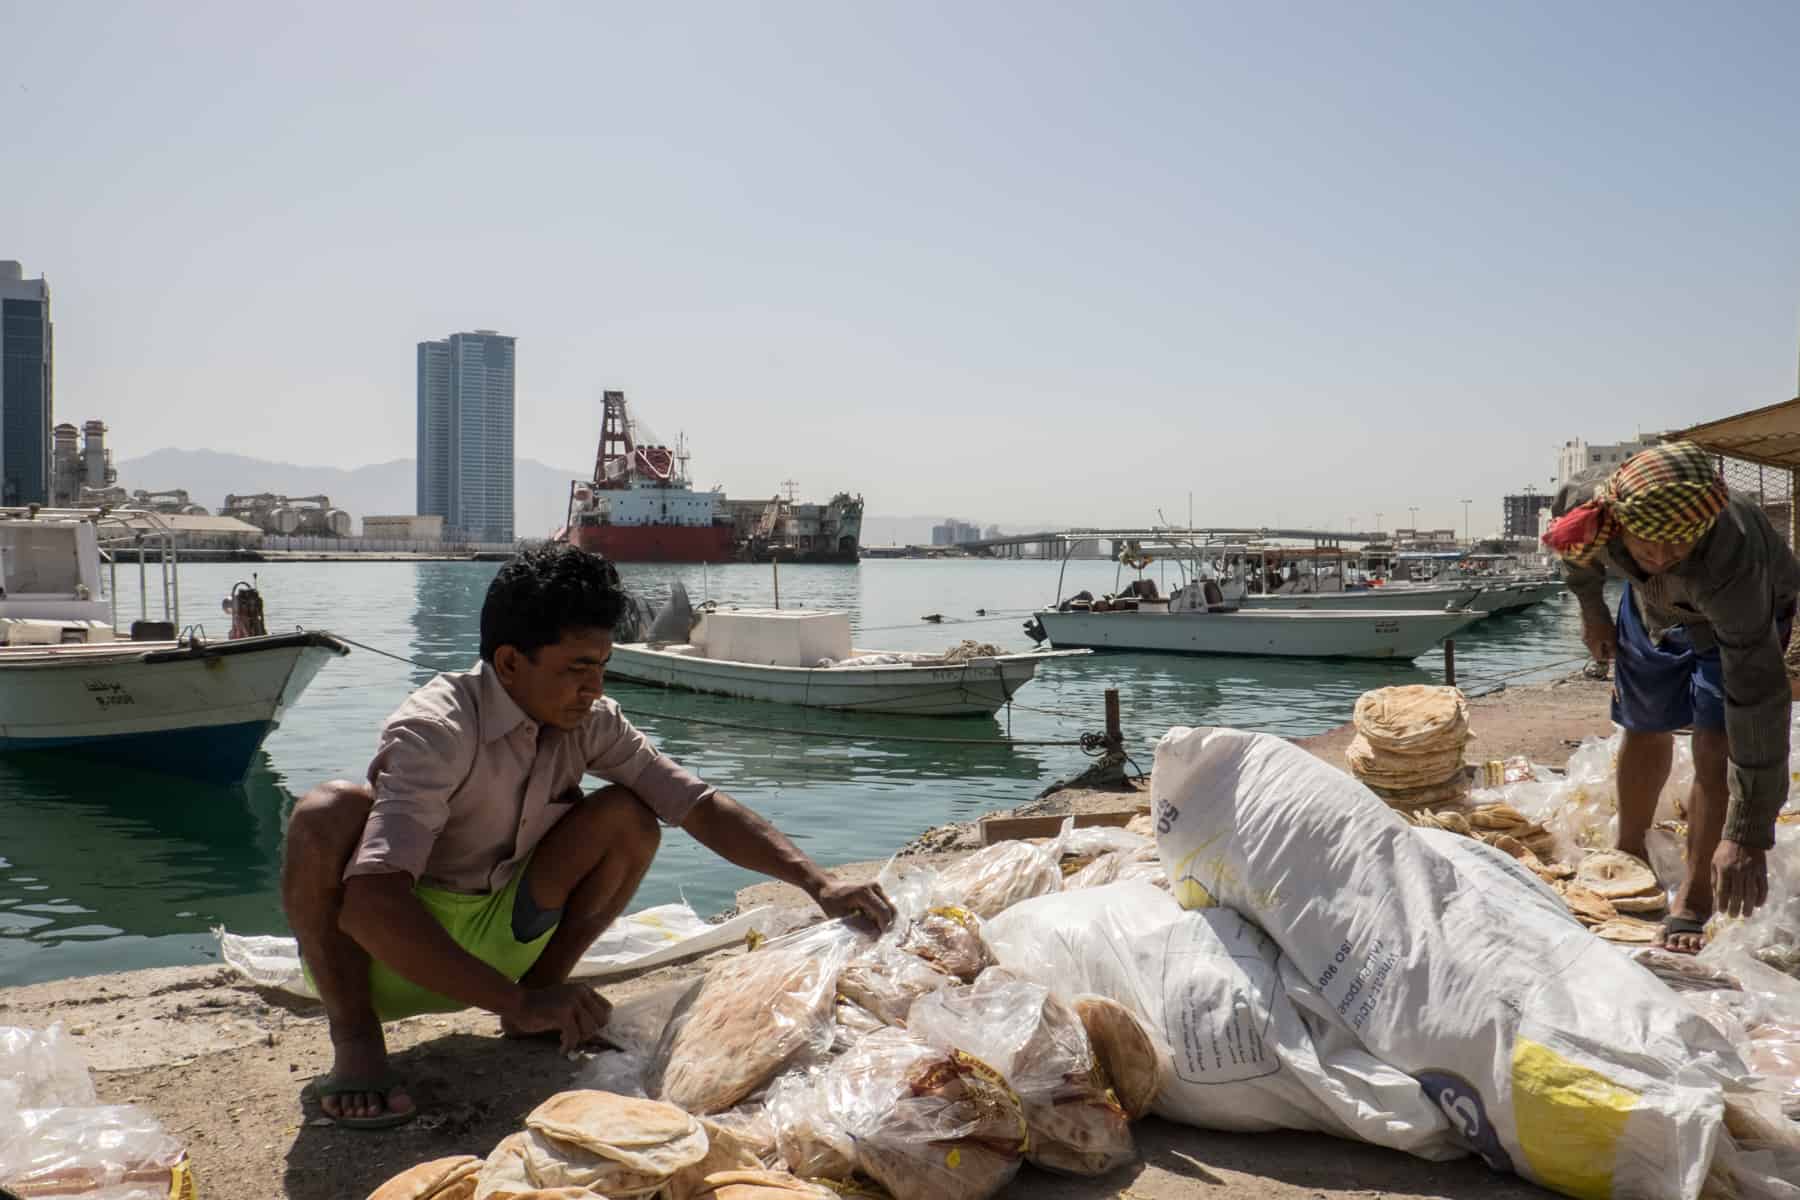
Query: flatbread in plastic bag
930 841 1062 919
1074 995 1170 1121
895 906 993 980
652 925 860 1113
908 968 1132 1176
837 943 953 1027
830 1028 1028 1200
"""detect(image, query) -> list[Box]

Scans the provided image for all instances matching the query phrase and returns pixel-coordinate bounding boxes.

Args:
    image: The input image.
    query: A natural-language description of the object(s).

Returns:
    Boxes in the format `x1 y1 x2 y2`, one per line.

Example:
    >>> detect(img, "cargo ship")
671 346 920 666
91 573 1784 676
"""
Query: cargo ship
561 391 735 563
725 488 864 563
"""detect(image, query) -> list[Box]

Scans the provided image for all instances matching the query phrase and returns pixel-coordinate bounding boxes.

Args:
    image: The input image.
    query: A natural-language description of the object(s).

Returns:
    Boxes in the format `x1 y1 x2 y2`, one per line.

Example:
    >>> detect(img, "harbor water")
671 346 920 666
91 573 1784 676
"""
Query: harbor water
0 558 1590 986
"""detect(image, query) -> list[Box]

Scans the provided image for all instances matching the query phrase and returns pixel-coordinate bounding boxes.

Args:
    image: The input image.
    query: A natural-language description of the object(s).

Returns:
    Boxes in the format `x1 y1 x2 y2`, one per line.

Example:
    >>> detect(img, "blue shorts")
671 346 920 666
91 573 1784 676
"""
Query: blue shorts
1610 584 1791 734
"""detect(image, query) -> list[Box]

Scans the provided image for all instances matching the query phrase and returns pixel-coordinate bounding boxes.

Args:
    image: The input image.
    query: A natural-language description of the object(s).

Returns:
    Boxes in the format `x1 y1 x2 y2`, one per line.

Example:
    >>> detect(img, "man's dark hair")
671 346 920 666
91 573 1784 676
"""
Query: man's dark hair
480 543 627 663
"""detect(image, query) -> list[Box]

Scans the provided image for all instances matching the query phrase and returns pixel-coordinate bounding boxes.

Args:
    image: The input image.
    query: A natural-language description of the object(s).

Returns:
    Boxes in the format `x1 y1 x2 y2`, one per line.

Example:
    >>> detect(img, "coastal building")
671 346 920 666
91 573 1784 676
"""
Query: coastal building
1556 434 1660 487
417 330 515 544
363 514 446 541
1 261 53 506
931 518 981 545
1502 493 1553 539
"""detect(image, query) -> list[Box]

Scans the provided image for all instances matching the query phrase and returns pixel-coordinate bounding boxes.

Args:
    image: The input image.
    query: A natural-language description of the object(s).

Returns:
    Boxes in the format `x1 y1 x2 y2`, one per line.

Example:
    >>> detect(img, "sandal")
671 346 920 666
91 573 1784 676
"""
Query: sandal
1656 913 1709 956
305 1073 417 1130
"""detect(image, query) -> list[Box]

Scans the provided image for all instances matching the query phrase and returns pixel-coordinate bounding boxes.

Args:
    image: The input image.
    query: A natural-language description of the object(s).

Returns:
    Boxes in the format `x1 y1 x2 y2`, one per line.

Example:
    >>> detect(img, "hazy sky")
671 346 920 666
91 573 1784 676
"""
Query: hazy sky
5 1 1797 534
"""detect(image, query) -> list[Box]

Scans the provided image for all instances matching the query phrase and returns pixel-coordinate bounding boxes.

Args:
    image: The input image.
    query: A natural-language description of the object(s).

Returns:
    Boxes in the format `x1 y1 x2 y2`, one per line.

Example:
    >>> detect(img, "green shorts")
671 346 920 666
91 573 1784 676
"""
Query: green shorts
308 863 558 1023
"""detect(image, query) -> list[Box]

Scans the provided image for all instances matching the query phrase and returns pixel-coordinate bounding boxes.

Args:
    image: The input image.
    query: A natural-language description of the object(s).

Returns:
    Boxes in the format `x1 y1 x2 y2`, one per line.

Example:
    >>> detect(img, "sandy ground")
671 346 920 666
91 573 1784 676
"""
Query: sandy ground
0 677 1614 1200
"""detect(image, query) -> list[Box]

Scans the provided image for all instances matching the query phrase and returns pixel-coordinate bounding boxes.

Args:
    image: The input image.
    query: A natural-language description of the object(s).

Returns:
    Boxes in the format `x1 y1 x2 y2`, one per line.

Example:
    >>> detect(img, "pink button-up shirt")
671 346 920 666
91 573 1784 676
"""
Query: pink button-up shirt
346 661 713 894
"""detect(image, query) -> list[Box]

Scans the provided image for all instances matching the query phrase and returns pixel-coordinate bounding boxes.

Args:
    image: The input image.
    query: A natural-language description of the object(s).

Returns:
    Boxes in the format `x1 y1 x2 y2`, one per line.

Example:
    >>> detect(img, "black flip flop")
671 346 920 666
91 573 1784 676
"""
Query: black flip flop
1657 913 1709 955
306 1073 417 1130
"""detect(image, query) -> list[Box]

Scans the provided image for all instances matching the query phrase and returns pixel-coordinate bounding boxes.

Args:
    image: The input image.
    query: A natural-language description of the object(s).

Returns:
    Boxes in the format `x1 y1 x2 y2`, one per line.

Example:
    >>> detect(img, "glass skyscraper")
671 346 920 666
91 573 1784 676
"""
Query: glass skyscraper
0 261 52 507
416 330 515 544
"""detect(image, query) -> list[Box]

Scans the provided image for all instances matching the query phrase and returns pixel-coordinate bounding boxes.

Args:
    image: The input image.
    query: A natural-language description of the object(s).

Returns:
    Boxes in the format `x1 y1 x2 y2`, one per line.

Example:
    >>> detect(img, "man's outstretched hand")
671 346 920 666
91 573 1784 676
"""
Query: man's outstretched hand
815 878 897 931
504 982 614 1053
1713 840 1769 920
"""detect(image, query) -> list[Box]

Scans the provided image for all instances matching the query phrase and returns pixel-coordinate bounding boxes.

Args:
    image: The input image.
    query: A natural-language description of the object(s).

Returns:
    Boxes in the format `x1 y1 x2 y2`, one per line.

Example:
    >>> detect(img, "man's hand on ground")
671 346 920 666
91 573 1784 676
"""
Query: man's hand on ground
505 982 613 1053
1582 616 1617 664
1713 840 1769 919
814 879 897 931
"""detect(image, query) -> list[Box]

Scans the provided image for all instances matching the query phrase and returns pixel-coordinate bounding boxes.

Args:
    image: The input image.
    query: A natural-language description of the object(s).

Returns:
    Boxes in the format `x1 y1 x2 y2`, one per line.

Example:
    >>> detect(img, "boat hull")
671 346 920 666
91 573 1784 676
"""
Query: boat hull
568 523 735 563
1035 608 1478 660
1243 585 1480 613
608 645 1068 716
0 632 348 782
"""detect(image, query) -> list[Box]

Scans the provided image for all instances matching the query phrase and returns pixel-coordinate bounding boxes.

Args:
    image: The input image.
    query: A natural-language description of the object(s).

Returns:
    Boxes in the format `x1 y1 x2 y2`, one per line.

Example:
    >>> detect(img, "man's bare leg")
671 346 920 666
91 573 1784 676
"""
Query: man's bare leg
1615 729 1672 862
1664 730 1729 953
501 786 661 1036
280 781 413 1122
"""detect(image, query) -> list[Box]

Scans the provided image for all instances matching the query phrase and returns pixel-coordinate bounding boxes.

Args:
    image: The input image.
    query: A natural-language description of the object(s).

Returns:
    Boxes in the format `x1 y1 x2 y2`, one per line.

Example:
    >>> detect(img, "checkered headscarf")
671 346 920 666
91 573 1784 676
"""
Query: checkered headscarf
1543 441 1728 567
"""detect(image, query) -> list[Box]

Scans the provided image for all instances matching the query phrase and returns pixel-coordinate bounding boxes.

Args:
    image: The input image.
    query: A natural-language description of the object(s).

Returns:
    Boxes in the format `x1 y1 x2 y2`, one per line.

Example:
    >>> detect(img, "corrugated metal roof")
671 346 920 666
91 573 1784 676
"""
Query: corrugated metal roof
1678 397 1800 469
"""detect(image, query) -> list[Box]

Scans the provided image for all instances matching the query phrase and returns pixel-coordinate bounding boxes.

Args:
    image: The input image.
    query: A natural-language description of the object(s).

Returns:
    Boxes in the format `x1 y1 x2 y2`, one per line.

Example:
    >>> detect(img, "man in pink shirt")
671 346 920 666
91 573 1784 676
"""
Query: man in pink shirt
280 544 895 1128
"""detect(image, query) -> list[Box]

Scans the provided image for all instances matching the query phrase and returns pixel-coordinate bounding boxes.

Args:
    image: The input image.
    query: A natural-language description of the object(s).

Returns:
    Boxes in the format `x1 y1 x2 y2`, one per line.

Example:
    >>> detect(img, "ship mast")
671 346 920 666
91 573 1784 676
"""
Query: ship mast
593 390 635 488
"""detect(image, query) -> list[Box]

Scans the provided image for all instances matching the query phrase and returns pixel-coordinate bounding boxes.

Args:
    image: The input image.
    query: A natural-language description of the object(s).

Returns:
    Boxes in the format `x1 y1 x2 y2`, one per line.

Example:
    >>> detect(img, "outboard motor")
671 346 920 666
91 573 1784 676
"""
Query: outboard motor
223 579 267 639
1023 615 1048 645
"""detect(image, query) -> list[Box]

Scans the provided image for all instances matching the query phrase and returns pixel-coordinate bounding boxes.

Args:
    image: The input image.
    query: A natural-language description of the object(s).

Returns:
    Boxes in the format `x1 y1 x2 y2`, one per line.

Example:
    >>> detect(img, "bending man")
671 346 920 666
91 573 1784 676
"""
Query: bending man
1548 440 1798 953
281 544 894 1127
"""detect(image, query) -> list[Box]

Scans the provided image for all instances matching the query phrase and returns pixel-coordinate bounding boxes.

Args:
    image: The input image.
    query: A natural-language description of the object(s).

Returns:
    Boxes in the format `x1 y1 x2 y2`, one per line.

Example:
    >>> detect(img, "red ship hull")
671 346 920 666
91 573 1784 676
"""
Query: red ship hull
568 523 735 563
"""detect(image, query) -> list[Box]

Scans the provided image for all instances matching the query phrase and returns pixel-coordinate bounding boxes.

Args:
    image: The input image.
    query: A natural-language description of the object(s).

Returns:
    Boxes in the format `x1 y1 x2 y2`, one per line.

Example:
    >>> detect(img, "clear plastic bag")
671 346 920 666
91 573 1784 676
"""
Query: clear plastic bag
764 1066 858 1183
1056 826 1152 867
650 922 862 1114
894 906 991 982
0 1105 186 1200
930 839 1063 919
0 1024 97 1110
827 1028 1027 1200
908 968 1134 1177
837 943 953 1028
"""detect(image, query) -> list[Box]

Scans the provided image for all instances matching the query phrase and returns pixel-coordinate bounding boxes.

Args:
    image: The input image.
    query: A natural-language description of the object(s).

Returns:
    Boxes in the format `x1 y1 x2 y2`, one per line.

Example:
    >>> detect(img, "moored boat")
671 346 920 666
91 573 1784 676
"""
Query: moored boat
1028 603 1478 659
607 604 1082 716
0 507 348 781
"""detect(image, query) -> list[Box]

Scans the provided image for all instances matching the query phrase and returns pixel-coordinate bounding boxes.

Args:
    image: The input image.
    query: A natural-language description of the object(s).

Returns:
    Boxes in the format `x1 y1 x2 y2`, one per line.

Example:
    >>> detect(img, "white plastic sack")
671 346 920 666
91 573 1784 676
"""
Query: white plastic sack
1152 725 1751 1200
217 901 780 1000
984 881 1458 1157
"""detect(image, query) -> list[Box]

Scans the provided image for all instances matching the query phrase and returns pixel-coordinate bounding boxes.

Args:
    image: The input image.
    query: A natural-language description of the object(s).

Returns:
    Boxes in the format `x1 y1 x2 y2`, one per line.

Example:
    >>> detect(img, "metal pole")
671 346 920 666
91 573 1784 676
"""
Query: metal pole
772 556 780 609
1444 639 1457 686
169 534 180 626
1104 688 1122 751
138 545 147 624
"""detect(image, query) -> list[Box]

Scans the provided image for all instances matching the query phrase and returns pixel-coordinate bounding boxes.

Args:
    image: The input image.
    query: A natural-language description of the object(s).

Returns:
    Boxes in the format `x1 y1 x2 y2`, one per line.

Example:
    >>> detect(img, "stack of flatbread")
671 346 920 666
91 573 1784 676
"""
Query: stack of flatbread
470 1091 710 1199
1345 686 1472 808
1565 849 1667 944
369 1156 481 1200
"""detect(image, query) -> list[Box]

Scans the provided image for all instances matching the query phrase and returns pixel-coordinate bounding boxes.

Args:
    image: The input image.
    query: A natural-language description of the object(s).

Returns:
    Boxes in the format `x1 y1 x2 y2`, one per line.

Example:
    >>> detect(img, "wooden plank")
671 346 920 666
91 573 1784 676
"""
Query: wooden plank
980 810 1136 846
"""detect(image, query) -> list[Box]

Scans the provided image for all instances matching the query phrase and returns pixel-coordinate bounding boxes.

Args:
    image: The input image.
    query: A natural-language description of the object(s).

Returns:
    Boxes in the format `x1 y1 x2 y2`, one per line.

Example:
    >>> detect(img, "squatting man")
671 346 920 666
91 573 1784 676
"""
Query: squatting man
281 543 896 1127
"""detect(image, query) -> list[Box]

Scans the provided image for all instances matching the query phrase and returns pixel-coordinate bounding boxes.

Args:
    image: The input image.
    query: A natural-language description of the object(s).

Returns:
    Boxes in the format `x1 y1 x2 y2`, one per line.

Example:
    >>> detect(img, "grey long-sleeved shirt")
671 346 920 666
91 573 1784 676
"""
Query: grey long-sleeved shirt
1554 473 1800 849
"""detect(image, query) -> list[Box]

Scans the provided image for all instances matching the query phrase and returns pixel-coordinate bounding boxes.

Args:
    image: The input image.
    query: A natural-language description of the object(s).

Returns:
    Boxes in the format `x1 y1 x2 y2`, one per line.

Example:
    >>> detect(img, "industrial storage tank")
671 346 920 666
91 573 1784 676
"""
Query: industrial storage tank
324 509 353 537
266 507 302 535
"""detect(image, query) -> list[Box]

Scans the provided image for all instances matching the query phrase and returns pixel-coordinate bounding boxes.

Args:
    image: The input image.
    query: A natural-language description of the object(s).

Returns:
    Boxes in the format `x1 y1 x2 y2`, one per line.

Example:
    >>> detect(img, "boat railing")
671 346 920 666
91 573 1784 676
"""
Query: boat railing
0 505 182 633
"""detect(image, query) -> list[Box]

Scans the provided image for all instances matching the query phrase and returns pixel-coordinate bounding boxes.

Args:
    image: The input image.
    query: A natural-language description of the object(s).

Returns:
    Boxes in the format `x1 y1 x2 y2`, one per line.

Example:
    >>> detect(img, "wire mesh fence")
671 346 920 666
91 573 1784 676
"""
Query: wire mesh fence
1717 454 1795 547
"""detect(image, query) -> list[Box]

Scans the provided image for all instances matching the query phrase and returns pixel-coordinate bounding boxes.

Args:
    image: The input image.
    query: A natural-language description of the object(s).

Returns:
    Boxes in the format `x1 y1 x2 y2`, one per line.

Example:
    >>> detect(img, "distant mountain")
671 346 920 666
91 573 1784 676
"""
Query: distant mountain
115 448 584 538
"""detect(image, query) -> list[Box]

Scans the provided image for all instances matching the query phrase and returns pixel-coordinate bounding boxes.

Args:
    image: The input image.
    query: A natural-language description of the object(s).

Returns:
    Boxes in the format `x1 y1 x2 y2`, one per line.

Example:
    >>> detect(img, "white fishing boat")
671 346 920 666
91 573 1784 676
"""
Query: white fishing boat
608 604 1081 716
0 508 348 781
1241 582 1481 612
1029 603 1478 659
